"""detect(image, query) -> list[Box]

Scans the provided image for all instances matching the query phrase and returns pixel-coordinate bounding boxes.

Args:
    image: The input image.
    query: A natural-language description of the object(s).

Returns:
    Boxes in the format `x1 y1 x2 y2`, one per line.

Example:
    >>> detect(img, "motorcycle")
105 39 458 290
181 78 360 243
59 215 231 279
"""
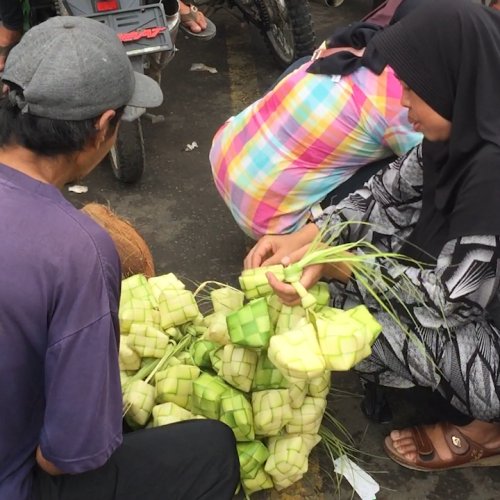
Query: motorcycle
26 0 180 183
193 0 316 68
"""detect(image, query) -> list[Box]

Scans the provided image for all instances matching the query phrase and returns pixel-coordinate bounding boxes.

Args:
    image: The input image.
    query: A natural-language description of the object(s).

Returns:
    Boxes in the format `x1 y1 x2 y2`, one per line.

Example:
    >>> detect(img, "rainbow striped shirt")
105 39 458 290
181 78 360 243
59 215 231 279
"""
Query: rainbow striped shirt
210 61 422 239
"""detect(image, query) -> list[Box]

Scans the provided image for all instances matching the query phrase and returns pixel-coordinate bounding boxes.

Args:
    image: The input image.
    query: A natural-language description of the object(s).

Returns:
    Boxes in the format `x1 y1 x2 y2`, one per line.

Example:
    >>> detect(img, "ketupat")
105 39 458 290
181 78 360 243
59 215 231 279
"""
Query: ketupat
315 310 378 371
190 339 219 368
252 389 293 437
226 297 273 348
286 396 327 435
155 364 201 410
164 326 183 342
309 282 330 308
346 304 383 344
236 440 270 479
219 391 255 441
268 323 326 380
252 352 289 391
119 336 141 371
219 344 258 393
152 401 198 426
239 265 285 300
127 323 170 358
176 350 195 366
210 286 245 315
241 466 273 495
265 434 321 491
266 294 283 327
158 289 200 329
191 372 233 419
308 371 331 399
287 377 308 409
274 304 307 335
209 346 224 374
119 298 161 334
203 311 231 345
121 274 155 307
148 273 186 302
123 379 155 426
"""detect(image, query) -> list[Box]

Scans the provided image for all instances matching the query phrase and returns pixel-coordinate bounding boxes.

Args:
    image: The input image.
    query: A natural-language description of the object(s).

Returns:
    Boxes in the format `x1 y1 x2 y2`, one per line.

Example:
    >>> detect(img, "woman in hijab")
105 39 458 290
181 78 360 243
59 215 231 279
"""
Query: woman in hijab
245 0 500 471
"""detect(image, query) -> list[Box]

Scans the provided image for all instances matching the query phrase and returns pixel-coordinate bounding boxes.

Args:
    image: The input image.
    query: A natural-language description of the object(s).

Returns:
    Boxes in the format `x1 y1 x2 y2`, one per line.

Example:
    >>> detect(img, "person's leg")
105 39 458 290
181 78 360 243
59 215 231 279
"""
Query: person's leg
34 419 240 500
320 155 395 209
354 310 500 469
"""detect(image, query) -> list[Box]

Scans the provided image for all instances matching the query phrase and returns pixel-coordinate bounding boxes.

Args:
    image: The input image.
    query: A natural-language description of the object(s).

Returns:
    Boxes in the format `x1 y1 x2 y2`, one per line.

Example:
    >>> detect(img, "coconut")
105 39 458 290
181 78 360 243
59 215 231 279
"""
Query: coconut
81 203 155 278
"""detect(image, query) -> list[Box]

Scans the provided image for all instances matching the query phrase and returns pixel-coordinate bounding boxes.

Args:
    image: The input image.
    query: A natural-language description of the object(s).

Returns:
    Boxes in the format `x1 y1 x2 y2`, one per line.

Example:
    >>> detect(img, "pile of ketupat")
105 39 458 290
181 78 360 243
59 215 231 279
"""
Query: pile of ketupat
119 267 382 497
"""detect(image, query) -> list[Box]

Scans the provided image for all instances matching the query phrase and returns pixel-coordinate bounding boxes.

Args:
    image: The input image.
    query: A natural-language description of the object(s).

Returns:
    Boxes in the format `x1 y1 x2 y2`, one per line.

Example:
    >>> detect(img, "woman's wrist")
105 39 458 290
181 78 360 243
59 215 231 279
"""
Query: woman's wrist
296 222 320 246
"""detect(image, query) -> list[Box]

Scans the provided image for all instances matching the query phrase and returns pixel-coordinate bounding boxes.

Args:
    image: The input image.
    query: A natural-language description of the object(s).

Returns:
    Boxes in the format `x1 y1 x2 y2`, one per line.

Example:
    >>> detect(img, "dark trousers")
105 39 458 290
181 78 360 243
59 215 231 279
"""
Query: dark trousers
33 420 240 500
320 155 395 209
0 0 24 30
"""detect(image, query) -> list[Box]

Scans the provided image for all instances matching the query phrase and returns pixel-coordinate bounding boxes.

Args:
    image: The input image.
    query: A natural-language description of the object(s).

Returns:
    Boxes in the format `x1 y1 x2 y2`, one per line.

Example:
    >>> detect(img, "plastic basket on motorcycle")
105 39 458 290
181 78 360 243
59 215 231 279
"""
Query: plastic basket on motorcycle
61 0 173 56
88 5 173 56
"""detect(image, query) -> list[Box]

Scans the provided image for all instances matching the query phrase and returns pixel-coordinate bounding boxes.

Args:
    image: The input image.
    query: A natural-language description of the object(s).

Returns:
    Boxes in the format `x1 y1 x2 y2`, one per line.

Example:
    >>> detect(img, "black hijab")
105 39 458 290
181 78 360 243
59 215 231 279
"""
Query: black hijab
370 0 500 263
307 0 427 77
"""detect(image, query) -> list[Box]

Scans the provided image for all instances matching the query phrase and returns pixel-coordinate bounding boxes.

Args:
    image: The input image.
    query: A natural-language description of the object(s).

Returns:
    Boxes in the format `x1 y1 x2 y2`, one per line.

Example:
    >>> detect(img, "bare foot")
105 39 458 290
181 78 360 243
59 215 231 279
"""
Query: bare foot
389 420 500 464
0 25 22 71
179 2 207 34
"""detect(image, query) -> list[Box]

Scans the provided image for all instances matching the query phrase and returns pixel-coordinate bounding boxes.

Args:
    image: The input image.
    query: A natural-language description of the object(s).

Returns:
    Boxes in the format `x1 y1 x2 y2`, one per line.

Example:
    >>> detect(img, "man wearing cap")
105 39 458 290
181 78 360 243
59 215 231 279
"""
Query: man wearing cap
0 16 240 500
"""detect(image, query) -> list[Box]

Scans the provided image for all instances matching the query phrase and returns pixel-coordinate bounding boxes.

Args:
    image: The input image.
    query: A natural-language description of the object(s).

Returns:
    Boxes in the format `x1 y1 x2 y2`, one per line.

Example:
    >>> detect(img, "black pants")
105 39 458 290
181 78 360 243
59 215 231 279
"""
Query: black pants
320 155 396 209
33 420 240 500
0 0 23 30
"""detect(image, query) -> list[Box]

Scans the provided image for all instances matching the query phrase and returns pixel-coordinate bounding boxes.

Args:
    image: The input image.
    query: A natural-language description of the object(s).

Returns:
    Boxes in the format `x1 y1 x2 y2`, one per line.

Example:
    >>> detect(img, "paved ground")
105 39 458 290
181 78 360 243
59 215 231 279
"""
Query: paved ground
67 1 500 498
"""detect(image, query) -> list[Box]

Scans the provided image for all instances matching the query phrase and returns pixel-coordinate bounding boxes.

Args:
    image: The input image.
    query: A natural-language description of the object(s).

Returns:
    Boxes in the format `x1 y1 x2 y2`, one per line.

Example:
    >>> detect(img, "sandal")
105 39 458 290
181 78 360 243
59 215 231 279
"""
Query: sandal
384 422 500 471
179 4 216 41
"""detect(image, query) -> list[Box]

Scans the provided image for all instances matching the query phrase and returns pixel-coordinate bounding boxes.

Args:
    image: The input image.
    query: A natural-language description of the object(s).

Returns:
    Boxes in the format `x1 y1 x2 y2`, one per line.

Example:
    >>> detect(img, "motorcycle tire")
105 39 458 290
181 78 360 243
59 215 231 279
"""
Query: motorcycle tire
259 0 316 69
109 119 146 184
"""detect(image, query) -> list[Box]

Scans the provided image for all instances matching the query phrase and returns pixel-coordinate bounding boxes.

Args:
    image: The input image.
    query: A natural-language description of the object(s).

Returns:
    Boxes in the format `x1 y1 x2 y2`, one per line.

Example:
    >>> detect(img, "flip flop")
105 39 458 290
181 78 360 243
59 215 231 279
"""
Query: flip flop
179 4 216 41
384 422 500 471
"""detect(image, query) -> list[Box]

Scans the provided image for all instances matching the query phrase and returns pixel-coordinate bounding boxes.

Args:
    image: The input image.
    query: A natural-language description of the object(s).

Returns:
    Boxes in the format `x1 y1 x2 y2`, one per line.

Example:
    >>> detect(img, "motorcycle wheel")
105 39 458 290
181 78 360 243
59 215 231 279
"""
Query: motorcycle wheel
109 119 146 184
259 0 316 69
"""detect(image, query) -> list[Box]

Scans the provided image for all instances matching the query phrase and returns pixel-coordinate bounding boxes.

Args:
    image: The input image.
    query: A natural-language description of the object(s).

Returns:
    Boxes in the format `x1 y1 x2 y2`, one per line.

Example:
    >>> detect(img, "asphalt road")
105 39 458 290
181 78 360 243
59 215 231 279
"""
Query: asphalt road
66 1 500 498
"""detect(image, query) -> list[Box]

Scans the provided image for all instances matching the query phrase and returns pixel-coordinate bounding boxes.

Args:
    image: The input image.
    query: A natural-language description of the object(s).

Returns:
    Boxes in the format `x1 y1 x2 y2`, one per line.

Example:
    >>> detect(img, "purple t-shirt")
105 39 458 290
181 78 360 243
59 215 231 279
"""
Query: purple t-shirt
0 164 123 500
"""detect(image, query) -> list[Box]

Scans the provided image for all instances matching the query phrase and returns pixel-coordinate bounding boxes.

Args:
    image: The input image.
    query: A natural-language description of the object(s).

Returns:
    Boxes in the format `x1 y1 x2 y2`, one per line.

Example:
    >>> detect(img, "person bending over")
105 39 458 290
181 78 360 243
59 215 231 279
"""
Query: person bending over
209 3 423 240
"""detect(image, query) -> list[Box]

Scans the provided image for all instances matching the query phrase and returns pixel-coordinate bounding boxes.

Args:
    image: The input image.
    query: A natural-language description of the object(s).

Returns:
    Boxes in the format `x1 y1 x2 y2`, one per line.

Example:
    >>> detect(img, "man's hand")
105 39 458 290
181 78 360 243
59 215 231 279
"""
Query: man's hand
36 446 64 476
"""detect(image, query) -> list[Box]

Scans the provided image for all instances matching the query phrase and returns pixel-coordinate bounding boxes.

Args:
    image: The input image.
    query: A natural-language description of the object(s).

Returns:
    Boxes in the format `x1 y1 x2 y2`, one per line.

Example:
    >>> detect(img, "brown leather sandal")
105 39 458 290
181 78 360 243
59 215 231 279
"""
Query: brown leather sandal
384 422 500 471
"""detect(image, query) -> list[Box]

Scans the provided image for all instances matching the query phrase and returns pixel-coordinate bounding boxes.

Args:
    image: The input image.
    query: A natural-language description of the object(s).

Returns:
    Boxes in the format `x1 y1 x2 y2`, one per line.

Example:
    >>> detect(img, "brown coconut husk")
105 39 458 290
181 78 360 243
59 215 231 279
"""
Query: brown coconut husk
81 203 155 279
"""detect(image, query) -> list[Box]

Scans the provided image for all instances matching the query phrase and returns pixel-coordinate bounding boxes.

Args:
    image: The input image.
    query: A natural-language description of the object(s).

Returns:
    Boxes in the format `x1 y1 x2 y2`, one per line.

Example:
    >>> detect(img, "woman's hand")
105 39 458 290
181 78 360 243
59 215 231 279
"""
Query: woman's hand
265 244 353 305
267 253 326 306
244 223 319 269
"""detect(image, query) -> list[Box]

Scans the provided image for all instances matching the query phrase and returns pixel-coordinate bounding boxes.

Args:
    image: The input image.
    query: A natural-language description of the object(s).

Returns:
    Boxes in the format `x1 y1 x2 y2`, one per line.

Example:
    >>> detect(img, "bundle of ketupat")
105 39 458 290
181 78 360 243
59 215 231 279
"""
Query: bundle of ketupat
118 269 383 497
